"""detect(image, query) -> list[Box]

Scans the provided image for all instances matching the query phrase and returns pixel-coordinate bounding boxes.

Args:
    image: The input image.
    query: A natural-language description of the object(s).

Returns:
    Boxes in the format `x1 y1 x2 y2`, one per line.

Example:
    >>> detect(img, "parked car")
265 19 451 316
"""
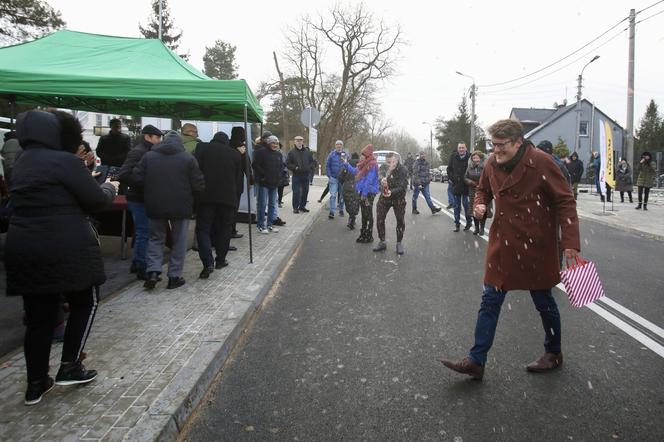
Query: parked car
374 150 402 166
432 169 443 182
439 166 448 182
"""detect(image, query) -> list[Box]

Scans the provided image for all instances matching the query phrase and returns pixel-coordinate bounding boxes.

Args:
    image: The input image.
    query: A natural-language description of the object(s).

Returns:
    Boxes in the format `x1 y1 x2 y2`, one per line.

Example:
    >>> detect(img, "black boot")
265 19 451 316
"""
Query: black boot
644 204 648 211
144 272 159 289
636 203 642 210
453 224 460 233
479 222 486 236
167 277 186 289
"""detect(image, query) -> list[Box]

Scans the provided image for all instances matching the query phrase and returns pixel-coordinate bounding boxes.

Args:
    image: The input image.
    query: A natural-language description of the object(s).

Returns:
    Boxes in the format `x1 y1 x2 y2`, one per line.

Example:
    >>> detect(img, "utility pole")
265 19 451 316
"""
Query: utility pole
625 8 636 165
158 0 163 41
574 55 600 152
456 71 476 149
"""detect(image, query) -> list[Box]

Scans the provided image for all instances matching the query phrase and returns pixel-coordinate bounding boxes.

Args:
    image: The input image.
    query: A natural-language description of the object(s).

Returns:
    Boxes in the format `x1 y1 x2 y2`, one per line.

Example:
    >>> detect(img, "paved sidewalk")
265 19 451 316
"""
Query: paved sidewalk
0 186 324 442
575 185 664 241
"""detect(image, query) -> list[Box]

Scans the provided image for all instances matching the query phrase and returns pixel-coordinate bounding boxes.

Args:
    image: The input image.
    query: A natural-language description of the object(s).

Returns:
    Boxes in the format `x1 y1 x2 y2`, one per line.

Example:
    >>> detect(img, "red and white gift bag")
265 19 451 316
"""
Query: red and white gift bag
560 256 605 307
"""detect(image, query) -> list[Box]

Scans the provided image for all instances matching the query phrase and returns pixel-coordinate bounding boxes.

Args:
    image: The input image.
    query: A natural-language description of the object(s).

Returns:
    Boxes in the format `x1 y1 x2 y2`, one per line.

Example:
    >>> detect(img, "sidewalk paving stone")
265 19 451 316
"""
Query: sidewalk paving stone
0 186 325 441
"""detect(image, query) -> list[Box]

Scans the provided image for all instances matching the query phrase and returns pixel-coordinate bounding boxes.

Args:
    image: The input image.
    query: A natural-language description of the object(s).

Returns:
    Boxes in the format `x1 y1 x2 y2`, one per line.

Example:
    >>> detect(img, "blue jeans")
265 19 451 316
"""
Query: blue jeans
256 185 278 229
127 200 149 270
292 175 310 210
328 177 345 213
453 194 471 225
412 183 435 210
447 182 454 205
469 285 562 366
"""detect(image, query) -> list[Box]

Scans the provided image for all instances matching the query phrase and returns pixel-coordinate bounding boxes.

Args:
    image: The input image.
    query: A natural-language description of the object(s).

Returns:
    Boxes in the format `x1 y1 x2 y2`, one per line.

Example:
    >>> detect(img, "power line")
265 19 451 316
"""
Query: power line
636 7 664 24
478 16 628 88
636 0 664 15
478 27 628 95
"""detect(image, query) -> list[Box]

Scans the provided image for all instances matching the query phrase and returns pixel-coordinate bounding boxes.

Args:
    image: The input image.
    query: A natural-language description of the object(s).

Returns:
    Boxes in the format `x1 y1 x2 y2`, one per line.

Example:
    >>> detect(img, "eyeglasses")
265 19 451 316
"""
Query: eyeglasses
488 140 514 150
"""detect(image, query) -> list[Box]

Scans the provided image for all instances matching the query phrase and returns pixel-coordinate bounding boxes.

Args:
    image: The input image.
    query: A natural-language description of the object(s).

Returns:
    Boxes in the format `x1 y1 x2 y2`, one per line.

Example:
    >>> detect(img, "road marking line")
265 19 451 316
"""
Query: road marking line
425 193 664 358
598 297 664 340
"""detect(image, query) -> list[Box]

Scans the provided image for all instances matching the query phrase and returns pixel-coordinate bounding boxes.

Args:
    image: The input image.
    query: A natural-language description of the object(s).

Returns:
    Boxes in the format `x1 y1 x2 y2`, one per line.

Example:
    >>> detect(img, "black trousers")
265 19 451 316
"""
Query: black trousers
196 203 235 267
376 196 406 242
278 185 286 204
638 186 650 205
23 287 99 382
360 193 375 238
619 191 633 202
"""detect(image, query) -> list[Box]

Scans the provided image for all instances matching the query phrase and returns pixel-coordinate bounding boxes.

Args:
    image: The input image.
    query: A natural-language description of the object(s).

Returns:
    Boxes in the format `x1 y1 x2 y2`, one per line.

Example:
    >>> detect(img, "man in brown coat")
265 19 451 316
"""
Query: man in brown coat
440 119 580 380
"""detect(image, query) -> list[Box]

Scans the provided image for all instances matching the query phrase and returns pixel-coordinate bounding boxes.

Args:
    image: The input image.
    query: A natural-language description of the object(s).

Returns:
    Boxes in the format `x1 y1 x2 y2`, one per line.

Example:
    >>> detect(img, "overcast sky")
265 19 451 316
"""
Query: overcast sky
48 0 664 146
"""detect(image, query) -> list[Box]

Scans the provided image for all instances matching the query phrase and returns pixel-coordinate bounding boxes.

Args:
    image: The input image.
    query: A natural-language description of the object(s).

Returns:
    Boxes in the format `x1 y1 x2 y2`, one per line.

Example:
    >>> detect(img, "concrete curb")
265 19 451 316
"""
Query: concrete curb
125 201 324 442
577 211 664 242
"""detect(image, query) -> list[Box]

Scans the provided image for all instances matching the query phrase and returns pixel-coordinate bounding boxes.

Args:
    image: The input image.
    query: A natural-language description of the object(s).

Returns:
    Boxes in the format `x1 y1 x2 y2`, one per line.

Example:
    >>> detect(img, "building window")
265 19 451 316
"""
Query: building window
95 114 102 127
579 121 589 137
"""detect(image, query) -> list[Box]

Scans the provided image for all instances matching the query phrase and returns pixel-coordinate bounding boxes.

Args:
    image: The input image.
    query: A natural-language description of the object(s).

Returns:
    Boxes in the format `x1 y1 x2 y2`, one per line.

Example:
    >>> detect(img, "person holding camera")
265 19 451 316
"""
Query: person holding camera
635 152 656 210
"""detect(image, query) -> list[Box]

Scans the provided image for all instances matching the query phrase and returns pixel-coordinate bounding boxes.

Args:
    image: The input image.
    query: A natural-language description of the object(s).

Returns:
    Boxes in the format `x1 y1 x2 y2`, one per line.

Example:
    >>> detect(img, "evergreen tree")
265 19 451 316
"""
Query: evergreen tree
139 0 188 60
0 0 65 44
553 136 570 159
203 40 238 80
435 96 485 163
634 99 664 164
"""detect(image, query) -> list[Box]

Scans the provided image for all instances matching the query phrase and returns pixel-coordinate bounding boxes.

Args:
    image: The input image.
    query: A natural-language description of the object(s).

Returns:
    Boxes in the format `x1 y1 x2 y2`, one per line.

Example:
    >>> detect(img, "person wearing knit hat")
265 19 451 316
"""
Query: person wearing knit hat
118 124 163 280
229 126 250 238
341 144 379 240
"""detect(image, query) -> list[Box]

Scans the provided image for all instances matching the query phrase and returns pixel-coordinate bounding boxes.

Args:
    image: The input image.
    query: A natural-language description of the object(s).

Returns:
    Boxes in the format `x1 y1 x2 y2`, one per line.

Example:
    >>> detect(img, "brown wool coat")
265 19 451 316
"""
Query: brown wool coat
475 144 580 291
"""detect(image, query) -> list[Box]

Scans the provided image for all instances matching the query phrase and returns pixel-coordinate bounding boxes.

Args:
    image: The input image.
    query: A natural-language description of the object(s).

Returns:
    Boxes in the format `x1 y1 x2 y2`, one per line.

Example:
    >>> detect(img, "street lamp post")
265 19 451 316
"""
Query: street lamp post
456 71 476 150
574 55 600 153
422 122 433 163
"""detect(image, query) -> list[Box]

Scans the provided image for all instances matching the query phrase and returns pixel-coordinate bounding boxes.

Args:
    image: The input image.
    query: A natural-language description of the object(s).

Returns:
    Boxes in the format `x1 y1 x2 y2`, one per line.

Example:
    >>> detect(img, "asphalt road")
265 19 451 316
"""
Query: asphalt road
183 189 664 441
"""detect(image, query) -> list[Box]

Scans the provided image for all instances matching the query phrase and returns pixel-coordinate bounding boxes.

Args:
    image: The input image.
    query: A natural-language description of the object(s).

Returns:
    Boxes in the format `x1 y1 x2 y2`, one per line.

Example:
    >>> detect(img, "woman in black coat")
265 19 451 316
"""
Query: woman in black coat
5 110 118 405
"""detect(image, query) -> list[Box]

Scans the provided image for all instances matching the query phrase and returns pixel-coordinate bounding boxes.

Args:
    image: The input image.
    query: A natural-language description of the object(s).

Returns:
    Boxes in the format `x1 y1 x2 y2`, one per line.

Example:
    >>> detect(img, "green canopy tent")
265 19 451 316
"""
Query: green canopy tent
0 29 263 122
0 29 264 262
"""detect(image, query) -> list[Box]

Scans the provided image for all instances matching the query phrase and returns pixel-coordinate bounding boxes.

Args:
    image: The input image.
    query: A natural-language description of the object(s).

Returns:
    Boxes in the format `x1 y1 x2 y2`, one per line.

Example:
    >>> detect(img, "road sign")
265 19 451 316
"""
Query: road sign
309 128 318 152
300 107 321 127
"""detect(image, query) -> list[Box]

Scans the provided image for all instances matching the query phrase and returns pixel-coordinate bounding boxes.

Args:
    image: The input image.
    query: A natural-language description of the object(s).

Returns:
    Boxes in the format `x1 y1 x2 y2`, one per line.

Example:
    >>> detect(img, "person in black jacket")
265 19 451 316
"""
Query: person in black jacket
286 135 314 213
193 131 242 278
252 135 283 233
373 152 409 255
230 126 251 239
411 151 441 214
565 151 584 200
118 124 163 280
132 131 205 290
96 118 131 167
6 110 118 405
448 142 472 232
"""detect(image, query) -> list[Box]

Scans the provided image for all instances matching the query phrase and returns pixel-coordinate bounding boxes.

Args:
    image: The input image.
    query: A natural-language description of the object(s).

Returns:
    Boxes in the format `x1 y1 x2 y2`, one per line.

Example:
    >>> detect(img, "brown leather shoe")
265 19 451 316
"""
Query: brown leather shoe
439 357 484 380
526 352 563 373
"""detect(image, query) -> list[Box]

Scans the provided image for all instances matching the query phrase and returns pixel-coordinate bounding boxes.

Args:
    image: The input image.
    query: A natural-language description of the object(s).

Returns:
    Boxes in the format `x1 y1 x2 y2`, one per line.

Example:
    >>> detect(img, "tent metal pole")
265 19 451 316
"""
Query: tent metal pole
244 105 253 264
9 97 16 129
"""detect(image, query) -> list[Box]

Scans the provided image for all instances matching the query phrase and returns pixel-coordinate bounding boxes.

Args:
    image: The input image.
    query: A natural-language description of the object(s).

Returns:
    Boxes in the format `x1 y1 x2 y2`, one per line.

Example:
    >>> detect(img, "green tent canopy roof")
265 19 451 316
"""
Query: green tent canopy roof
0 30 263 122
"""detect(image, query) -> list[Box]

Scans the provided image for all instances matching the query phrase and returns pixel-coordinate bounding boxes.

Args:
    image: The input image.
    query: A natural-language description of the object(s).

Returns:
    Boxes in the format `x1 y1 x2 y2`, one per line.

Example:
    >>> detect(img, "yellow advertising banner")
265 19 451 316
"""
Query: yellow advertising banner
604 121 616 188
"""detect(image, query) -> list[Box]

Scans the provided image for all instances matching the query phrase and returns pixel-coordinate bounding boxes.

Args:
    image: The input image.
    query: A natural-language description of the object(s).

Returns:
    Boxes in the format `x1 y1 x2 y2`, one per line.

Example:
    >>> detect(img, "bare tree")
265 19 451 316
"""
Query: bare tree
280 2 404 162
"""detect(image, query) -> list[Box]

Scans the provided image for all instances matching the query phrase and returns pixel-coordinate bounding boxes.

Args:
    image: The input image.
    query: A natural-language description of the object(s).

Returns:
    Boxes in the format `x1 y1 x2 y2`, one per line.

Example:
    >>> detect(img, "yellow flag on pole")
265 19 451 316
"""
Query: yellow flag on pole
604 121 615 188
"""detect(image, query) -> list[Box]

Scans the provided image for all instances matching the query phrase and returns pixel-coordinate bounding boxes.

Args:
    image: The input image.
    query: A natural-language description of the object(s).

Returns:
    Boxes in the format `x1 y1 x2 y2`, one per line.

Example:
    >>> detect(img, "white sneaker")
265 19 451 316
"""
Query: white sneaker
258 227 269 234
267 226 279 233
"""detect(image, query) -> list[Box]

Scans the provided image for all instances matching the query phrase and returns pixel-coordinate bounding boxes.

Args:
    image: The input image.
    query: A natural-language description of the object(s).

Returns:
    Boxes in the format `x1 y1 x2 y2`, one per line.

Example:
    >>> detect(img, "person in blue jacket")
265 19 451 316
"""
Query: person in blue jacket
325 140 348 219
342 144 379 243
